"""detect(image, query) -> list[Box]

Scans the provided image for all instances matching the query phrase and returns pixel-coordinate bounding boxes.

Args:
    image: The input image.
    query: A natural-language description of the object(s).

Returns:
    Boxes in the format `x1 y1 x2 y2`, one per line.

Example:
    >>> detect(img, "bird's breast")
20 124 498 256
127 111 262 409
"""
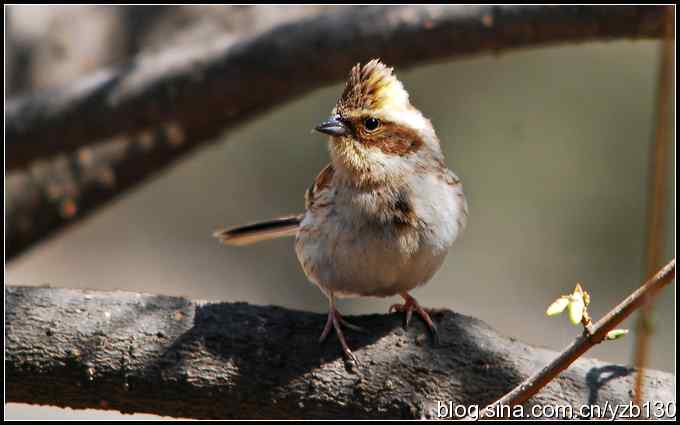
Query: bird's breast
295 168 466 298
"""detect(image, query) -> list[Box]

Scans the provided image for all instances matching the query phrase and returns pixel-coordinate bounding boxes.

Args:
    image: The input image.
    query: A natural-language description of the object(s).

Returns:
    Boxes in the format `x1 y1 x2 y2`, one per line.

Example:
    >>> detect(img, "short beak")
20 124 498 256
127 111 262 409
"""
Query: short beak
315 116 350 137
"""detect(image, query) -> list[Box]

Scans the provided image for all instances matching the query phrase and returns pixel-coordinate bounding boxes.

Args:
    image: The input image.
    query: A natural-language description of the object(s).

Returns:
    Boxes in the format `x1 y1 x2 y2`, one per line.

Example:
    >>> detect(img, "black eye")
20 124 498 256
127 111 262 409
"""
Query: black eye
363 117 380 131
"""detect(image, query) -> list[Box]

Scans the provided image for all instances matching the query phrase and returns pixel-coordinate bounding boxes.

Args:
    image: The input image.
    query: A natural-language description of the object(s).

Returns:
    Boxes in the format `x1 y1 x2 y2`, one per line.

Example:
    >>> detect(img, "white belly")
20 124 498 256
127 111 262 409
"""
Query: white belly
295 172 467 298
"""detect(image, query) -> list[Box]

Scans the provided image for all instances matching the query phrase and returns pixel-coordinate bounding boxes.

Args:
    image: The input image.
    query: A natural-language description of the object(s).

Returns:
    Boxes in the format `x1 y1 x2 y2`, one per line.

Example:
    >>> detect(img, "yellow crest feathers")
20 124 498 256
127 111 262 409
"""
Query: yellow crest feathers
336 59 410 114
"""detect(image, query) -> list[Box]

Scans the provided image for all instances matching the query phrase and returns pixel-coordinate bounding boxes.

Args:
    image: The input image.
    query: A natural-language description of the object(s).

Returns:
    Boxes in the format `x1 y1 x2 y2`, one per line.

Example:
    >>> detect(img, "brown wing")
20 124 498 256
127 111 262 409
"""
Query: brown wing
304 163 335 210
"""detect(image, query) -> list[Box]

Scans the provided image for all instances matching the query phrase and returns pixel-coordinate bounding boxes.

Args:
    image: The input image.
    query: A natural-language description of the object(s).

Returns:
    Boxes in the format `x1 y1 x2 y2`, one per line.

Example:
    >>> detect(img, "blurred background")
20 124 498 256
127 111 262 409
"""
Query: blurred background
5 5 675 420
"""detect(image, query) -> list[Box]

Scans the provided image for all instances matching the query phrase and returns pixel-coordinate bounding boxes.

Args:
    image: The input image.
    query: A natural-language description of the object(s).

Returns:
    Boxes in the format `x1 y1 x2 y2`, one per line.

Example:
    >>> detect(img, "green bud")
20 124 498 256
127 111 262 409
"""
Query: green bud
605 329 628 341
546 297 570 316
568 297 585 325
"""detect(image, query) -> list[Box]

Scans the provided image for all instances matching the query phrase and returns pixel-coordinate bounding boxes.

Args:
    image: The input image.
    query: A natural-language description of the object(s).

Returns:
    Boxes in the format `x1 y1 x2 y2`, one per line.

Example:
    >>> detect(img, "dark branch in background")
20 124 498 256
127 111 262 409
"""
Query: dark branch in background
476 259 676 419
6 5 666 169
635 6 675 406
5 5 667 260
5 284 675 420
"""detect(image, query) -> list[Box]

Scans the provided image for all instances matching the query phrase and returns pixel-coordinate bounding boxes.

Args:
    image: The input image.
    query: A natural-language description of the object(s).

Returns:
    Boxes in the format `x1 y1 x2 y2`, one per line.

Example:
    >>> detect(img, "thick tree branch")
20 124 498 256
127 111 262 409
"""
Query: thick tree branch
5 285 675 419
4 5 667 261
6 127 193 260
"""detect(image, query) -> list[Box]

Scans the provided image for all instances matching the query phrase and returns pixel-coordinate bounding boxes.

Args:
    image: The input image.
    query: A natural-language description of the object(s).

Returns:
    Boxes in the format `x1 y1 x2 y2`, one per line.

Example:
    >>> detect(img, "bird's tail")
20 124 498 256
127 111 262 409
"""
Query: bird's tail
213 214 303 246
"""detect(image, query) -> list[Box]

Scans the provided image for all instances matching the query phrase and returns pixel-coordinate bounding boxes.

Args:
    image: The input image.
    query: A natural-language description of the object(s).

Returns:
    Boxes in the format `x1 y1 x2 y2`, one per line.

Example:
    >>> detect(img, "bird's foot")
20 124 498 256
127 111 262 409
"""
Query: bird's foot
389 293 439 344
319 307 364 363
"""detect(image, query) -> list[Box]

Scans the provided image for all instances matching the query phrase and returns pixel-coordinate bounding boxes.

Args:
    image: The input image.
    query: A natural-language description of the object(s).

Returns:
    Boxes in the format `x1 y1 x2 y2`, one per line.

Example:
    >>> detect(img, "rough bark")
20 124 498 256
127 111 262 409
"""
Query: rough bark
5 286 675 419
4 5 667 261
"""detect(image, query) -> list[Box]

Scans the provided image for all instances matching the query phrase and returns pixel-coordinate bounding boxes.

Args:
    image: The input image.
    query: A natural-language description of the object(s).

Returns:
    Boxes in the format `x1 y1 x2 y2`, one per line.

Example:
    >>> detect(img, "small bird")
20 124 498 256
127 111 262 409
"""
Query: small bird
214 59 468 362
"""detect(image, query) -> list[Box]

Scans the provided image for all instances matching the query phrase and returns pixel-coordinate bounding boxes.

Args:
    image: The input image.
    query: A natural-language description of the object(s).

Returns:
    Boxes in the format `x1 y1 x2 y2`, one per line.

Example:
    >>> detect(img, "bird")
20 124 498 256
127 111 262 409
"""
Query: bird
214 59 468 363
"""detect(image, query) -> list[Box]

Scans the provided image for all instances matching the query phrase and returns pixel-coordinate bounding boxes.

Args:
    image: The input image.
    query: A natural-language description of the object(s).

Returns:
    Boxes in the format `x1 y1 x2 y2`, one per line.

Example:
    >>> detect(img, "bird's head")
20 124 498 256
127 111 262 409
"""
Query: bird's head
315 59 442 187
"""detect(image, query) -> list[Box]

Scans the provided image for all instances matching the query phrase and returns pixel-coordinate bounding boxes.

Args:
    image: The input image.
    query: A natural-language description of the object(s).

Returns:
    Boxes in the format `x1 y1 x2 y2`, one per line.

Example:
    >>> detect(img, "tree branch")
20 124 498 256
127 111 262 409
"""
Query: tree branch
6 5 666 170
4 5 667 261
5 285 675 419
477 258 676 418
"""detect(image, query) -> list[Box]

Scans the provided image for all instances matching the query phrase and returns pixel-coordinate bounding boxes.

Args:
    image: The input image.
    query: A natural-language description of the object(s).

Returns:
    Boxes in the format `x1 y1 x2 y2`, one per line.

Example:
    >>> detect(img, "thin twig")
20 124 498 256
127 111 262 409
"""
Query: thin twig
474 259 676 419
634 5 675 405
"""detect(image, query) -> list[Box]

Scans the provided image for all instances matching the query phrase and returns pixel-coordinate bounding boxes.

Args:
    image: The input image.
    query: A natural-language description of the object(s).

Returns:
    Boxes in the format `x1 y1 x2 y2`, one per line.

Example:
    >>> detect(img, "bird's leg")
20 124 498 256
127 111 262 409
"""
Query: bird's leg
319 293 363 363
389 292 439 342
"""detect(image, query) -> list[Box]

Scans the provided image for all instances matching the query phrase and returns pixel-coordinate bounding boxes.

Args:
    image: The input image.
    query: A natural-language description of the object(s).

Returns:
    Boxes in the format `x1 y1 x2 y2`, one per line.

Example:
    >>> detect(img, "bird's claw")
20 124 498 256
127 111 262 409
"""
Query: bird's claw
320 307 362 364
389 294 439 344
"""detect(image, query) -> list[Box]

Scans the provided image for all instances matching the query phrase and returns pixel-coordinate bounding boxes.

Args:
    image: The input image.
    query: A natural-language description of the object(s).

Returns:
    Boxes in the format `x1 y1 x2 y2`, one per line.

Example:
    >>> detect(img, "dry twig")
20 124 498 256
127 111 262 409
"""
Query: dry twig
474 259 676 419
634 5 675 405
